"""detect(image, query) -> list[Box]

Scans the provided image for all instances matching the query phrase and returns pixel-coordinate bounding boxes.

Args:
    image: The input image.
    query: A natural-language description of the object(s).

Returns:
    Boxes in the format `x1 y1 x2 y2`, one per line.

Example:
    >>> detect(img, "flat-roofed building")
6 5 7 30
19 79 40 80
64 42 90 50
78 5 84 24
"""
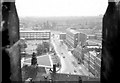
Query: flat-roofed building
65 28 80 49
82 39 101 78
95 32 102 41
78 29 93 35
85 39 102 46
59 32 66 40
20 30 51 40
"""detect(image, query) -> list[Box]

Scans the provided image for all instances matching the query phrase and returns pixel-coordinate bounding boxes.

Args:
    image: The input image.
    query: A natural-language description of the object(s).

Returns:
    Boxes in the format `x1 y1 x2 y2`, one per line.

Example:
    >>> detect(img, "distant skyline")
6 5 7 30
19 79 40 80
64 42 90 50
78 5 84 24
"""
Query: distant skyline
16 0 108 17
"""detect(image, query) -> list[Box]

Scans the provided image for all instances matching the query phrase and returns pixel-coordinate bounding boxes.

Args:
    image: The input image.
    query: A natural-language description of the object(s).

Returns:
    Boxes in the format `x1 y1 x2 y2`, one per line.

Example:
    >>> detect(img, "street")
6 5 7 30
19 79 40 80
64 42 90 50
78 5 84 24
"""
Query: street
22 30 94 77
51 31 92 76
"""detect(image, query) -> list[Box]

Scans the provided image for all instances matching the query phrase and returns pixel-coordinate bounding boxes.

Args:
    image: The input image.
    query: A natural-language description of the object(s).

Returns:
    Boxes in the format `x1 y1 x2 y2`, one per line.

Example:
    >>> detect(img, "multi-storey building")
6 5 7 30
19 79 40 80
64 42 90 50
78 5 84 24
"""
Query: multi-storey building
59 32 66 40
77 32 87 46
65 28 89 49
64 28 87 63
85 39 102 47
87 34 97 40
64 28 79 49
20 30 51 40
71 43 84 64
83 39 101 78
95 32 102 41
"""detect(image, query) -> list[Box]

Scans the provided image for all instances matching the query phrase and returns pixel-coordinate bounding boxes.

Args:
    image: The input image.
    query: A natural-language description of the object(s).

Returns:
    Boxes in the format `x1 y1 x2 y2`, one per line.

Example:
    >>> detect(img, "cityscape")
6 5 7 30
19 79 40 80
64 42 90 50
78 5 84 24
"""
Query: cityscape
20 16 102 82
2 0 119 83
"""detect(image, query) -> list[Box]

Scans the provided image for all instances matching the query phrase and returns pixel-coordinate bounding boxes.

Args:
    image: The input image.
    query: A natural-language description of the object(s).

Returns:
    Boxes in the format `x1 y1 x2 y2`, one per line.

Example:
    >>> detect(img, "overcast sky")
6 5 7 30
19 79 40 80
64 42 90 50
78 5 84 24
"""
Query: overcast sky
16 0 108 17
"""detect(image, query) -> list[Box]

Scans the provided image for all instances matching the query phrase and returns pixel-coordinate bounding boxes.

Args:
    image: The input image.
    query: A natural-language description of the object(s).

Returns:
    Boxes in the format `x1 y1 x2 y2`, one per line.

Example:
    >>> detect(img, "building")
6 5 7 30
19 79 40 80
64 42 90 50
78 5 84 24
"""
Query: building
64 28 80 50
59 32 66 40
83 51 101 78
78 29 98 44
78 29 93 35
77 32 87 46
85 39 102 47
20 30 51 41
87 34 97 40
95 32 102 41
83 39 101 78
71 43 84 64
64 28 87 63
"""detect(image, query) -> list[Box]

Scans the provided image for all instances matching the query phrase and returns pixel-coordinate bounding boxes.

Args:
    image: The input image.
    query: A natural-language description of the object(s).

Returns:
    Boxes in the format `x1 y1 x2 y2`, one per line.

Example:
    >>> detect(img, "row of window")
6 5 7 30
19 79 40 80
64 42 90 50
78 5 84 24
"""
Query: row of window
60 34 66 40
66 36 74 45
20 32 50 39
66 31 75 38
66 39 74 48
67 34 74 40
20 32 50 36
64 40 73 49
83 52 101 77
20 34 50 37
20 32 50 34
20 35 49 37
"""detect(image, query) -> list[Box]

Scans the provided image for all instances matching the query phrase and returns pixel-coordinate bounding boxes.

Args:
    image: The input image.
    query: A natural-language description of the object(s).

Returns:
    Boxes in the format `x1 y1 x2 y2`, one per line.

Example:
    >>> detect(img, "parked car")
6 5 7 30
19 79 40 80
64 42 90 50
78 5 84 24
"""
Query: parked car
74 70 77 73
72 61 78 67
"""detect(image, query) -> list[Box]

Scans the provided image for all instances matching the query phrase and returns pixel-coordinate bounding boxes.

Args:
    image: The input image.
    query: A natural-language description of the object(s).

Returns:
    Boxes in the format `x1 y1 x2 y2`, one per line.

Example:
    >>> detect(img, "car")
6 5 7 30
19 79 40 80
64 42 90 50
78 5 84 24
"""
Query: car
78 62 81 64
74 70 77 73
72 61 78 67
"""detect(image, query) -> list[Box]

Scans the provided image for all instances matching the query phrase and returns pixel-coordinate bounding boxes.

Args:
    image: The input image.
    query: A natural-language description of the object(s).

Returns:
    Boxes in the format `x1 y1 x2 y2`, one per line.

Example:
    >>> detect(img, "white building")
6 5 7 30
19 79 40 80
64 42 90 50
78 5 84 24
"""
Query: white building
20 30 51 40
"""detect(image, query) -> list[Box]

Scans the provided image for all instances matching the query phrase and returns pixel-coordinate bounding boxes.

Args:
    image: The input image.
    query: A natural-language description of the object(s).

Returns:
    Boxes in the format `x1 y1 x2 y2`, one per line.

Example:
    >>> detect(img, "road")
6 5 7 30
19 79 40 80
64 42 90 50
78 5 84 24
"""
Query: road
51 34 74 74
51 31 93 76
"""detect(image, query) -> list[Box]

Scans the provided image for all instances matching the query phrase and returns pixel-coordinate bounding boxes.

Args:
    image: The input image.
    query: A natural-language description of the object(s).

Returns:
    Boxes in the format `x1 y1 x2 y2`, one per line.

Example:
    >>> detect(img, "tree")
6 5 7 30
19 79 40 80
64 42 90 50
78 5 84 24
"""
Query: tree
42 42 50 53
36 44 44 56
36 42 50 56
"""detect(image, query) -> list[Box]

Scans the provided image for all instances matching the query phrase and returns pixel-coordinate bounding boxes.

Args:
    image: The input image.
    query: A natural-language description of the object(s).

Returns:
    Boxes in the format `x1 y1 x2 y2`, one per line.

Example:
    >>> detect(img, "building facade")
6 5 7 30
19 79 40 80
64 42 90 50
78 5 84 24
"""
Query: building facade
83 40 101 78
20 30 51 40
64 28 79 49
59 33 66 40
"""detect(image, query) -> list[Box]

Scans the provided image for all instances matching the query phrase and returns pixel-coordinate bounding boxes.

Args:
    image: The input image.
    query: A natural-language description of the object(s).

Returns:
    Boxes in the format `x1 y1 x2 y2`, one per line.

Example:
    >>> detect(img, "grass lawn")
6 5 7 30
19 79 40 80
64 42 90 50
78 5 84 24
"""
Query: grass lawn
24 55 51 67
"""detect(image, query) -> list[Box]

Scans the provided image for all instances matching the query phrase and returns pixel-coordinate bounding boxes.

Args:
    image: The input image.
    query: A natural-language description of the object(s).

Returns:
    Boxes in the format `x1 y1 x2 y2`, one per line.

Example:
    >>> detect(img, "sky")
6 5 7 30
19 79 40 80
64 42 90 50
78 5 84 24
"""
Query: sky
16 0 108 17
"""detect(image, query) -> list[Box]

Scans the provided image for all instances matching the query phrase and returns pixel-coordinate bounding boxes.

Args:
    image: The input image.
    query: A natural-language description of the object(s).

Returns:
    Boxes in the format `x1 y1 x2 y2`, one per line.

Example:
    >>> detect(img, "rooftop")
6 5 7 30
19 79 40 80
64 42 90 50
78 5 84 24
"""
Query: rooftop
50 73 81 82
78 29 94 35
60 32 66 34
50 73 100 82
67 28 79 34
86 39 102 46
20 30 51 33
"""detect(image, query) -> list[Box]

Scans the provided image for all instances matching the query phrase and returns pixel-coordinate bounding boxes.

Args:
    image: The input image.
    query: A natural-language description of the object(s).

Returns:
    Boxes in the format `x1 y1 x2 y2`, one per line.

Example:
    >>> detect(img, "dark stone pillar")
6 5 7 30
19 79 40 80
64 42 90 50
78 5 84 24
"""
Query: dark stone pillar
2 0 21 82
102 0 120 83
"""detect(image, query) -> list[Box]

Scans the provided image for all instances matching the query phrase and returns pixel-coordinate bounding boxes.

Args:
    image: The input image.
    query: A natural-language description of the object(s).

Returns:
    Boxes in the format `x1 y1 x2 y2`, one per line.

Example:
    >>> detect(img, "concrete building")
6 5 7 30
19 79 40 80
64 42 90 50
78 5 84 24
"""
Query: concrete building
64 28 80 49
59 32 66 40
83 39 101 78
20 30 51 40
